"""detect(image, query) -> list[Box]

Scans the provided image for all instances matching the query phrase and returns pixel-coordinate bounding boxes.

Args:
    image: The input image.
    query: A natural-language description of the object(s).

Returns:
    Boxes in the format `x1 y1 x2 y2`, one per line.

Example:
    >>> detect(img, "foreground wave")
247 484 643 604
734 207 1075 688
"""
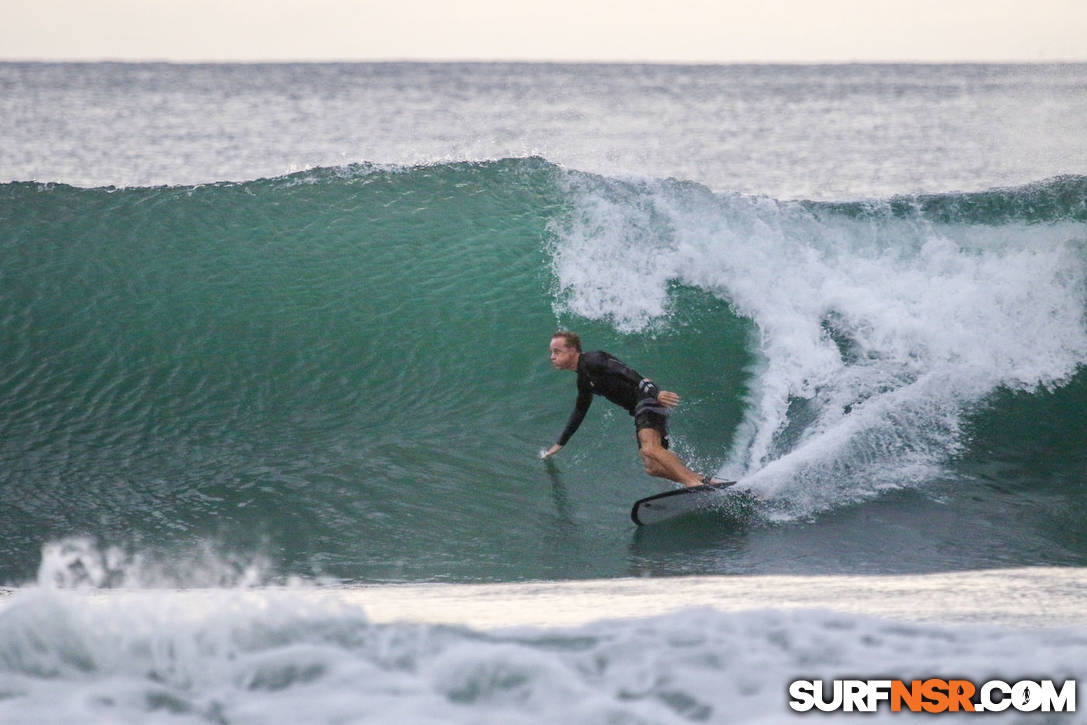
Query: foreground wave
1 539 1085 724
1 159 1085 582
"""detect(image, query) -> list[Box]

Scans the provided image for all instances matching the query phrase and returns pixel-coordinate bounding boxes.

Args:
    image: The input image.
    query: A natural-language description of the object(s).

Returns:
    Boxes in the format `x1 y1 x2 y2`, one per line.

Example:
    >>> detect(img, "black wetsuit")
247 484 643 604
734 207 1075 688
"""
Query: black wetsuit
556 351 672 449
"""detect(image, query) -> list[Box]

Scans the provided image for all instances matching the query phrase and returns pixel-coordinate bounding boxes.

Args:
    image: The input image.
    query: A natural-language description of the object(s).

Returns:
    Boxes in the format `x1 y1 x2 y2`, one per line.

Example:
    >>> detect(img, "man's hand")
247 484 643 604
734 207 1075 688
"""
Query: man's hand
657 390 681 408
540 444 563 459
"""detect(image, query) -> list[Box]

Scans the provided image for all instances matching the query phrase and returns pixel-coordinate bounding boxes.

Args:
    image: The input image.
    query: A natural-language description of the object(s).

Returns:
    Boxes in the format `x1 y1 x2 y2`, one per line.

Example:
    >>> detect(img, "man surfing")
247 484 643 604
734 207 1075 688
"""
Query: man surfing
541 331 720 488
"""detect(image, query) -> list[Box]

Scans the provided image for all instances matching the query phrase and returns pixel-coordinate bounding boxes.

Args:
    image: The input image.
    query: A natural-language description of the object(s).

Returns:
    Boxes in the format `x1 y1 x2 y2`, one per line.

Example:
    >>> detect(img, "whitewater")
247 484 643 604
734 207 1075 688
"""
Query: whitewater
2 62 1087 722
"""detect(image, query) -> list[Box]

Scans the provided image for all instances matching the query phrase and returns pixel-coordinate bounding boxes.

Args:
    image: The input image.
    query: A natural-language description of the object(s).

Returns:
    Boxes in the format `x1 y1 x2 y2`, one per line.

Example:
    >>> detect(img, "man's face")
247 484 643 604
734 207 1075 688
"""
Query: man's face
549 337 578 371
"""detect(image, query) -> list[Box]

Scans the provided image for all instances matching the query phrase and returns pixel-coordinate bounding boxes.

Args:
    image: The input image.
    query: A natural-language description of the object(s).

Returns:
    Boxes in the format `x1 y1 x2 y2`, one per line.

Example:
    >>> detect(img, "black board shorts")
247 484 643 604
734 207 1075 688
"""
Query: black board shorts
634 398 671 450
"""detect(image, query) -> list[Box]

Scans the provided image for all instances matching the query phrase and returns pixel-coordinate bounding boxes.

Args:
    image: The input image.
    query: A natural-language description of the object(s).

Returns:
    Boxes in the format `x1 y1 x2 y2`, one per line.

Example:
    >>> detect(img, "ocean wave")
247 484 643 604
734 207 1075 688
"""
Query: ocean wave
814 174 1087 224
2 159 1085 581
2 565 1086 724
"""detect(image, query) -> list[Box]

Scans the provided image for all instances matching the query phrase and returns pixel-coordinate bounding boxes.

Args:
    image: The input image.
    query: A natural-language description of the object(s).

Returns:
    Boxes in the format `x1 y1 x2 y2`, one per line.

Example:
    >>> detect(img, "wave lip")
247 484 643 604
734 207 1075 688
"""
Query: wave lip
815 174 1087 224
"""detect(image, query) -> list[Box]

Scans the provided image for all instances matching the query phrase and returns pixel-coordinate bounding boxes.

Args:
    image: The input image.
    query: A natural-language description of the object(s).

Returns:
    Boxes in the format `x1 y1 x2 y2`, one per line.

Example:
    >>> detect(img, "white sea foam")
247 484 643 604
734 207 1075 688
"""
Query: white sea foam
35 536 273 590
550 172 1087 516
2 580 1085 723
4 539 1086 723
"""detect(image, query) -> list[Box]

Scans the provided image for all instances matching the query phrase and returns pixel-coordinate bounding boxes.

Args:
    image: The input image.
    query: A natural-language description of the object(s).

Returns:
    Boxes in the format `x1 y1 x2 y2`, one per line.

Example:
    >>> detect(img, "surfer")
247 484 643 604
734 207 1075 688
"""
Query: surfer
541 331 718 488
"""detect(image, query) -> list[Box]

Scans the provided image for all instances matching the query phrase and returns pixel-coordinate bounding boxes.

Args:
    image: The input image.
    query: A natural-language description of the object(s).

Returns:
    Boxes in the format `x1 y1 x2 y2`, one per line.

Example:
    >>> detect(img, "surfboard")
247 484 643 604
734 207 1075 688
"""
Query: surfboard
630 480 746 526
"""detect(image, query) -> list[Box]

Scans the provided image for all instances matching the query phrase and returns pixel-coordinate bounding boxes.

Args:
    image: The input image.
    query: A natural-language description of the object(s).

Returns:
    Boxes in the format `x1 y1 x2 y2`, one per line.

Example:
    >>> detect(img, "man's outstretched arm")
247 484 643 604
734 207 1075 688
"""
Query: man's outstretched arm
543 387 592 458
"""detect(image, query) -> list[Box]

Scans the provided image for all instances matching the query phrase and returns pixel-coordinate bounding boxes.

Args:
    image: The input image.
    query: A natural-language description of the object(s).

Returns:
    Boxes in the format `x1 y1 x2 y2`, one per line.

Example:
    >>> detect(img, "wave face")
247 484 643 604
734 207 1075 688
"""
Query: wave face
2 160 1086 583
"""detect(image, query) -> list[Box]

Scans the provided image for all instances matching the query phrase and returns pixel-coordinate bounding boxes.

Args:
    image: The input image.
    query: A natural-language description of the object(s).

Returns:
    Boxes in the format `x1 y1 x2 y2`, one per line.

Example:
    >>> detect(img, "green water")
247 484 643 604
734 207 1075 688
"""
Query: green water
2 160 1085 584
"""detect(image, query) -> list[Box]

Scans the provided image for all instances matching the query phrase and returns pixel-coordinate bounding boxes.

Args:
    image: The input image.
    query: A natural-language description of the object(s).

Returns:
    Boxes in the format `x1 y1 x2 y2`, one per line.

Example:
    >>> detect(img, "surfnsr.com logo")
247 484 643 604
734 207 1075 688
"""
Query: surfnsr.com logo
789 679 1076 714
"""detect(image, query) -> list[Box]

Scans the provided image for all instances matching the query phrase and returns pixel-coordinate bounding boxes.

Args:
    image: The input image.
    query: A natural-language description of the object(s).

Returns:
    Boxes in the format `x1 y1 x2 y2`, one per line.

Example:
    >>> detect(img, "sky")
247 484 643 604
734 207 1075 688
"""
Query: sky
3 0 1086 63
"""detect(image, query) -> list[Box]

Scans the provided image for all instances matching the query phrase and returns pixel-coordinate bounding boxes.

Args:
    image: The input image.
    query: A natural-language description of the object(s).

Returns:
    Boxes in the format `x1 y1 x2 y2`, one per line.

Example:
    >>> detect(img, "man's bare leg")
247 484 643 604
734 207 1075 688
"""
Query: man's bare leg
637 428 706 487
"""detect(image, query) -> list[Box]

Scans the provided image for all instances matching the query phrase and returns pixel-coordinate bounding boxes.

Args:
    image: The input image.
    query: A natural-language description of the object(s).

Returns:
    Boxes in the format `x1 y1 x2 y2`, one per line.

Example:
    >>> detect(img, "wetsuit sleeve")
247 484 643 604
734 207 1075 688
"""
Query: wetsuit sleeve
557 384 593 446
636 376 661 400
